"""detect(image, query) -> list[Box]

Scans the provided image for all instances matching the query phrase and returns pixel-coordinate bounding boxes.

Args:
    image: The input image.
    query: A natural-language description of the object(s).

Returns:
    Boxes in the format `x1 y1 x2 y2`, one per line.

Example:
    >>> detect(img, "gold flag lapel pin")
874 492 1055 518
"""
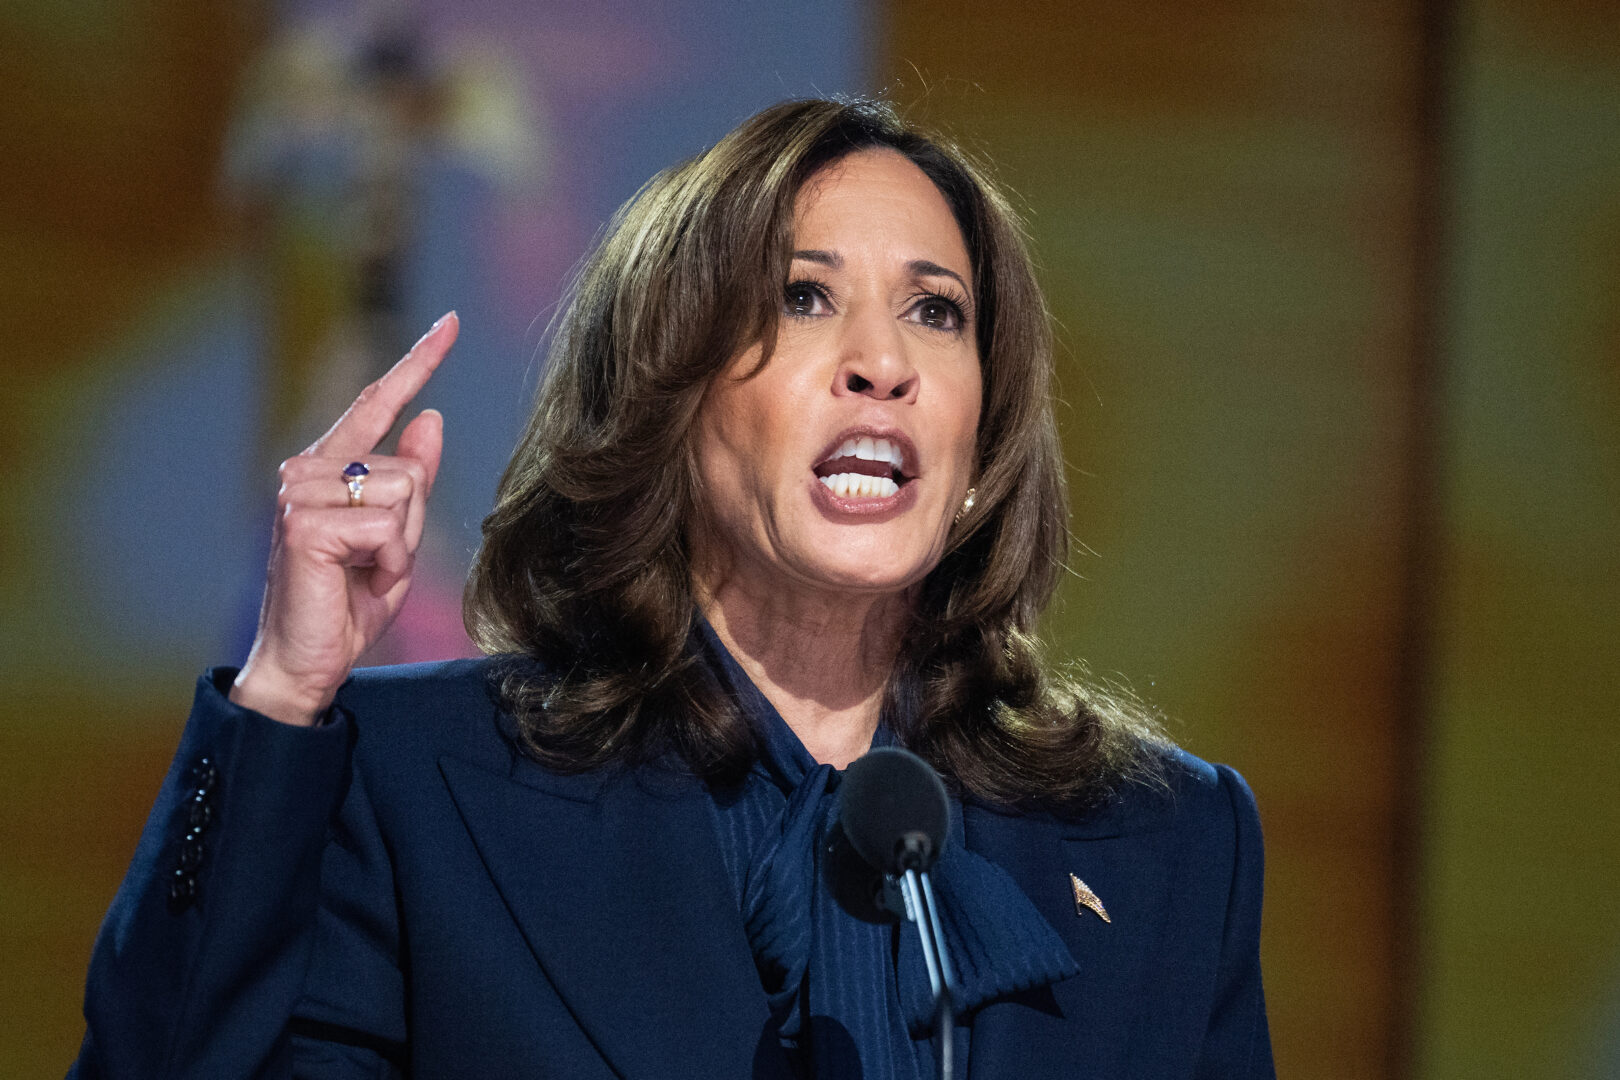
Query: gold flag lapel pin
1070 873 1111 923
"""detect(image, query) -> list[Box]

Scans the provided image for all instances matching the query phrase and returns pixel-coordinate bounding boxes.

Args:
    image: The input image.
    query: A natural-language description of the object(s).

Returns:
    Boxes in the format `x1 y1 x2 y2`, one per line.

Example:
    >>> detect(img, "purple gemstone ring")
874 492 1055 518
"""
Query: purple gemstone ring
342 461 370 507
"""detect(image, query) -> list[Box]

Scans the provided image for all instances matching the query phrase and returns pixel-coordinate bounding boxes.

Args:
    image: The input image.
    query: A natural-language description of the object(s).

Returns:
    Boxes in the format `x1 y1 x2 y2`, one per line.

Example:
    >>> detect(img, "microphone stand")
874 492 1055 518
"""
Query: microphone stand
897 841 956 1080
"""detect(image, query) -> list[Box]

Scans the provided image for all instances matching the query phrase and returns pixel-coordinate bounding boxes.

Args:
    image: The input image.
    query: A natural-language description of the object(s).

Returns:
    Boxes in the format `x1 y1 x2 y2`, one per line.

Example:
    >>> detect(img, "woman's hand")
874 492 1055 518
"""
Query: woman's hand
230 313 459 726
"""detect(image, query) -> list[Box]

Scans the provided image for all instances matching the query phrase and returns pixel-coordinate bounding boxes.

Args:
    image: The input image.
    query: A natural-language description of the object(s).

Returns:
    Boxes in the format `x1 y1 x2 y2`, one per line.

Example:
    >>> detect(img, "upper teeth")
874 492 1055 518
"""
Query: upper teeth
832 436 905 472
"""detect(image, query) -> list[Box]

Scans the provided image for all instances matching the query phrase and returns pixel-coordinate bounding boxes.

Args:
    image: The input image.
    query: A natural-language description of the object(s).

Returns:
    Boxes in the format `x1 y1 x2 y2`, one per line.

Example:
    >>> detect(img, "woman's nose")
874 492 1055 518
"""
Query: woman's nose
833 309 919 403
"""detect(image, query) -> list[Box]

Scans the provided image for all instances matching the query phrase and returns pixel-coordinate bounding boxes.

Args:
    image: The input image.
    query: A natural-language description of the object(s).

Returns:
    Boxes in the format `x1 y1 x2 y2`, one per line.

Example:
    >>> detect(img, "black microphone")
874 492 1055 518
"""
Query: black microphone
834 747 958 1080
839 747 951 875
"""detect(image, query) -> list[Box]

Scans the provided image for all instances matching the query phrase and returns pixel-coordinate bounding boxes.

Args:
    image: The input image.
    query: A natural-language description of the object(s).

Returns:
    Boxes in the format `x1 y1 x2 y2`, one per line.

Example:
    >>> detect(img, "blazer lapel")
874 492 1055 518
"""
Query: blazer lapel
962 804 1167 1080
439 754 793 1080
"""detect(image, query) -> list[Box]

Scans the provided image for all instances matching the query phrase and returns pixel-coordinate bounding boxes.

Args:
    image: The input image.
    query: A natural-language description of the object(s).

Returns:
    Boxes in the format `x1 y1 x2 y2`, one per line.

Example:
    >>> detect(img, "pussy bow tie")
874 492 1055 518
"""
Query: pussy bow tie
743 761 1080 1038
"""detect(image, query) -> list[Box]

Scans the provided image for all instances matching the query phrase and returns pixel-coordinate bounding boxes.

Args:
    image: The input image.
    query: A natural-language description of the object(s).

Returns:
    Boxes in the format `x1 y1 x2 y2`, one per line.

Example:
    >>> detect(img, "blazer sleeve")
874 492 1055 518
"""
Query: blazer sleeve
1193 764 1276 1080
68 669 404 1080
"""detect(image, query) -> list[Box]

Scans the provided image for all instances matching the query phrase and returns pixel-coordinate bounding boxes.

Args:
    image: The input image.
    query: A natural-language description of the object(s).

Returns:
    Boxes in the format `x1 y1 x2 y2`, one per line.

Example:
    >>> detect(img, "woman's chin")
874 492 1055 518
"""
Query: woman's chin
777 537 942 598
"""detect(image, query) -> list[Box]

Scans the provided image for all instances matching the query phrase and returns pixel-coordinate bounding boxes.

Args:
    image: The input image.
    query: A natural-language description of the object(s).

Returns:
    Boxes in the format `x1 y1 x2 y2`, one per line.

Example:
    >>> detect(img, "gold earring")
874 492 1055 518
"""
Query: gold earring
954 487 976 524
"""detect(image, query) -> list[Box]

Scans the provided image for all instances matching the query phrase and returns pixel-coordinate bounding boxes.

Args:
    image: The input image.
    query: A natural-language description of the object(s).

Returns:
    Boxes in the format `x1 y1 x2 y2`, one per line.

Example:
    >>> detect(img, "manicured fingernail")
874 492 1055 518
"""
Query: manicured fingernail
412 313 454 350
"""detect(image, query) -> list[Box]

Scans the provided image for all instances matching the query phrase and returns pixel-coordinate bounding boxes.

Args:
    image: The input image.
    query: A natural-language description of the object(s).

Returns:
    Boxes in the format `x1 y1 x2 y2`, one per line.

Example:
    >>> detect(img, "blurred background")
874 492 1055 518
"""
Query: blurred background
2 0 1616 1076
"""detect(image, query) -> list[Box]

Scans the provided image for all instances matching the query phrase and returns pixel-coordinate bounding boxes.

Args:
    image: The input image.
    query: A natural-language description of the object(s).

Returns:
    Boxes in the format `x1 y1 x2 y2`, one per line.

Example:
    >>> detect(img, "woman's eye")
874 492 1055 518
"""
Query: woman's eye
913 296 963 331
783 282 828 317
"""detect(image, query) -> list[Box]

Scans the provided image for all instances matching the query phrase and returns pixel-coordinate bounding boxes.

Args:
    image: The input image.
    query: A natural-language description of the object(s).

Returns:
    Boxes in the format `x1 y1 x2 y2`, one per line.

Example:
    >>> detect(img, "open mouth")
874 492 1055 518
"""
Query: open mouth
812 435 913 499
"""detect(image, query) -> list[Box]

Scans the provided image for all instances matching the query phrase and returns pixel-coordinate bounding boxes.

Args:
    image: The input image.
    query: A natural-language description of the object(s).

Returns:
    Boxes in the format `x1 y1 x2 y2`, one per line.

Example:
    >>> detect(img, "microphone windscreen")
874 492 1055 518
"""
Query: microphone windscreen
838 747 950 874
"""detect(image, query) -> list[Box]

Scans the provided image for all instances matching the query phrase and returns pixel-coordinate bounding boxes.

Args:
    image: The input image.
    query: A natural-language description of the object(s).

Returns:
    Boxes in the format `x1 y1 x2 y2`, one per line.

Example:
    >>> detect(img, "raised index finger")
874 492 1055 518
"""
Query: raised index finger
307 312 459 460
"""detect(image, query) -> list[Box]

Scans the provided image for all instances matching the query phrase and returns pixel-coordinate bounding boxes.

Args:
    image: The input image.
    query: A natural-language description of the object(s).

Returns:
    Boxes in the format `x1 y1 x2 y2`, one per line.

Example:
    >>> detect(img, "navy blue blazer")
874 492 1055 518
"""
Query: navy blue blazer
70 658 1273 1079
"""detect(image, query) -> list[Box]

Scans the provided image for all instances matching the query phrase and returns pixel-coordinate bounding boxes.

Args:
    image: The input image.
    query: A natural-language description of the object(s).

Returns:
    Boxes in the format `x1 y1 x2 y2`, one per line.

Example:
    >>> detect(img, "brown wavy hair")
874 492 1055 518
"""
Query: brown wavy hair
464 97 1165 807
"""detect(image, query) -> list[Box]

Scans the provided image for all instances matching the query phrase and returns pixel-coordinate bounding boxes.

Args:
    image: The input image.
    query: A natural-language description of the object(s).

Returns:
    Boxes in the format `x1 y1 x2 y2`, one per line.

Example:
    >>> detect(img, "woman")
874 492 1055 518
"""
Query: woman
71 98 1272 1079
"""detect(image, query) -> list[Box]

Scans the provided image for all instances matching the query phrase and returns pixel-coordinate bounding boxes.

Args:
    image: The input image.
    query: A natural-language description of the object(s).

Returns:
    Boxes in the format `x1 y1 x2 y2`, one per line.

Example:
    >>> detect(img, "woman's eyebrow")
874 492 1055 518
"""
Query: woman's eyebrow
908 259 970 294
792 249 841 267
793 250 971 295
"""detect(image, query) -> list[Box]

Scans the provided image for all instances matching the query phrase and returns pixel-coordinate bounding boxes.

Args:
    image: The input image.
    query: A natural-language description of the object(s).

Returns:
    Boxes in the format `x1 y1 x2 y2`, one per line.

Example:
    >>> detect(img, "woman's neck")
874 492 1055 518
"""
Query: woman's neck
698 571 911 769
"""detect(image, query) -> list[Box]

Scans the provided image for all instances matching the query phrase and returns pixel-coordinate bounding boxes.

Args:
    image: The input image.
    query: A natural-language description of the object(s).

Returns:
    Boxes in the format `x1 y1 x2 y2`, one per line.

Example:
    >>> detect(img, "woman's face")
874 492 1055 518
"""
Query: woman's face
693 147 982 601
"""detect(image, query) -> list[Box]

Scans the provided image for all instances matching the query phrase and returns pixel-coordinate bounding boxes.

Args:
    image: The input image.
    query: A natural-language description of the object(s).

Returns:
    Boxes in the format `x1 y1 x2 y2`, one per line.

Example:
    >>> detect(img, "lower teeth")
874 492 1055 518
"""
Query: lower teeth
819 473 900 498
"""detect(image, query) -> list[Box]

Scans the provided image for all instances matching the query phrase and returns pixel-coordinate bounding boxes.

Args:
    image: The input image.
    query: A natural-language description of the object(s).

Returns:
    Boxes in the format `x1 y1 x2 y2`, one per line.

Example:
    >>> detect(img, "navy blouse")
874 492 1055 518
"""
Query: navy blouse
695 624 1079 1079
